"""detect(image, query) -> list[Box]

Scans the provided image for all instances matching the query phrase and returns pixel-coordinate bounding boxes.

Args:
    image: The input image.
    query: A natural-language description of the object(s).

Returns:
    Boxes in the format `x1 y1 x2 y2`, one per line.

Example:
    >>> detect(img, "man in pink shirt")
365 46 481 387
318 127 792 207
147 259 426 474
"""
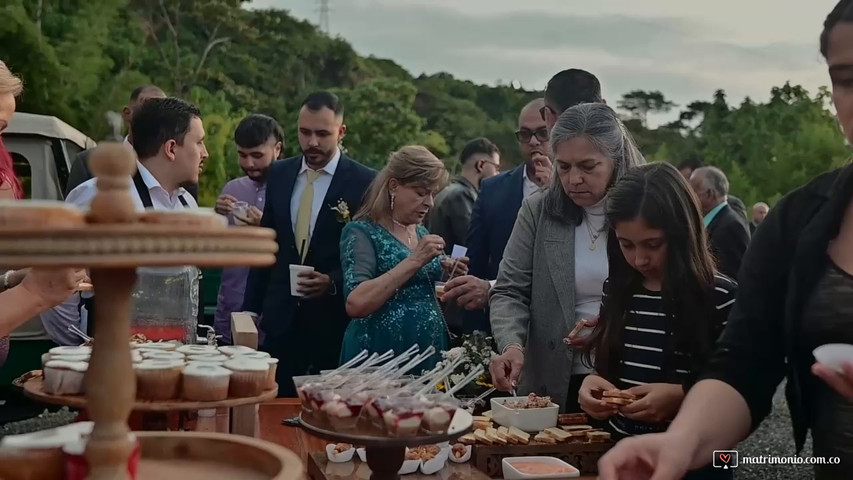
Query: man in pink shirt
213 114 284 343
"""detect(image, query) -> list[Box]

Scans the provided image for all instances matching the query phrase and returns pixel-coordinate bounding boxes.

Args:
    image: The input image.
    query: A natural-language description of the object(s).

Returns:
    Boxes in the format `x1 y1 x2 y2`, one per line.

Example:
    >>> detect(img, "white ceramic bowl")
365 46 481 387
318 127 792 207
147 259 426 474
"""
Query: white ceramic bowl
491 397 559 432
449 445 472 463
326 443 355 463
813 344 853 373
398 458 420 475
502 456 580 479
419 446 450 475
356 447 367 463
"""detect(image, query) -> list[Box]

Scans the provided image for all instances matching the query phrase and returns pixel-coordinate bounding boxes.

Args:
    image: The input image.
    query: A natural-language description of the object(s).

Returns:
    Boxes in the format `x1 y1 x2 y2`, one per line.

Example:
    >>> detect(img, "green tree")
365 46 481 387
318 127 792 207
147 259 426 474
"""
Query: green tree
618 90 677 128
331 78 425 169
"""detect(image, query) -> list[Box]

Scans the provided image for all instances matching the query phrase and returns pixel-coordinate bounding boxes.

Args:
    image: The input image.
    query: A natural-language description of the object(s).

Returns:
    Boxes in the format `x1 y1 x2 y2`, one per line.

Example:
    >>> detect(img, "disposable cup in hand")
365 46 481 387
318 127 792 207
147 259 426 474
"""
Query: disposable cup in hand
813 343 853 373
233 201 250 226
290 265 315 297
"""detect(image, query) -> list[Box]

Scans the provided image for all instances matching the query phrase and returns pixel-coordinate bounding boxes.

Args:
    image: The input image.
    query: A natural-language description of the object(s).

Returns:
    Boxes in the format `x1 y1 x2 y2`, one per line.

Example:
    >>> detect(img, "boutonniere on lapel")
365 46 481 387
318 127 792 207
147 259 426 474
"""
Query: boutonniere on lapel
330 199 351 223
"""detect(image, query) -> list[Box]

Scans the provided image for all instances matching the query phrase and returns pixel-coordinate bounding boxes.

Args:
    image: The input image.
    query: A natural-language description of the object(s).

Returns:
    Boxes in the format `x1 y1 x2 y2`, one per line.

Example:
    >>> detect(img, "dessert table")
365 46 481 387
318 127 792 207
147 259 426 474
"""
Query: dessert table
257 399 599 480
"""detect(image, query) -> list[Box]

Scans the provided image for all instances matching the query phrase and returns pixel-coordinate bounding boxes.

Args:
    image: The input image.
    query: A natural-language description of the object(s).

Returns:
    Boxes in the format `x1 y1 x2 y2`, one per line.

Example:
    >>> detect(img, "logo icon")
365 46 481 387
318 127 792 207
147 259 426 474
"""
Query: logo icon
712 450 739 469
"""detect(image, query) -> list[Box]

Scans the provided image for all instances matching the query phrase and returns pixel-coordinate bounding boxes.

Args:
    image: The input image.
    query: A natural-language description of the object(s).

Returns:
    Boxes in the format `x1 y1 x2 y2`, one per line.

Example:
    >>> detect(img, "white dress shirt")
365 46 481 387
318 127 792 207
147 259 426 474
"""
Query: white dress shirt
572 198 608 374
289 149 340 238
42 161 197 345
522 165 543 199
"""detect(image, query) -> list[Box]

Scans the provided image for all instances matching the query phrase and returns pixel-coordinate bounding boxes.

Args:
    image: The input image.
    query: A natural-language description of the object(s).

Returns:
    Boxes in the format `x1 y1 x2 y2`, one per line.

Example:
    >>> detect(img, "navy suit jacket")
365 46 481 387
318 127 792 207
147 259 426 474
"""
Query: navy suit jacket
242 154 376 345
464 165 526 333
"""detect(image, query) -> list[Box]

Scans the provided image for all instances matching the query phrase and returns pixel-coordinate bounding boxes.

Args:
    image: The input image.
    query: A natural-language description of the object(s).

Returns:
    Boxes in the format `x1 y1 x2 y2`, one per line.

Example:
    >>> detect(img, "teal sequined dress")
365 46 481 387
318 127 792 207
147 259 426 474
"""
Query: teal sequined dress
340 220 448 367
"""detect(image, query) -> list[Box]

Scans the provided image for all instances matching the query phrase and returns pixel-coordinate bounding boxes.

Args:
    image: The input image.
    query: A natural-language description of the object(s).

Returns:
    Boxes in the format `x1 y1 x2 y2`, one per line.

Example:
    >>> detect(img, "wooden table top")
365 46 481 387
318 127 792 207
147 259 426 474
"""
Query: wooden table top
258 399 598 480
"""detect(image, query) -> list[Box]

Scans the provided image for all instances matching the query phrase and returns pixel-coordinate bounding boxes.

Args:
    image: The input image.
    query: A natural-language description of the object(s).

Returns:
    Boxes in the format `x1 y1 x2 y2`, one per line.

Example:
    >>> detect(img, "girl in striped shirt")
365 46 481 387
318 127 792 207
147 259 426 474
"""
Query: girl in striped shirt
578 163 736 479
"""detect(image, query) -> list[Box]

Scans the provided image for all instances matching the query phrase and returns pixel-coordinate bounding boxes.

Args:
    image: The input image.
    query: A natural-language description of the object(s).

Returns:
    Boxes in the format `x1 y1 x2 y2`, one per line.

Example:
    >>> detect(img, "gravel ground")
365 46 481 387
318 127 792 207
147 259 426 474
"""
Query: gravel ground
733 381 814 480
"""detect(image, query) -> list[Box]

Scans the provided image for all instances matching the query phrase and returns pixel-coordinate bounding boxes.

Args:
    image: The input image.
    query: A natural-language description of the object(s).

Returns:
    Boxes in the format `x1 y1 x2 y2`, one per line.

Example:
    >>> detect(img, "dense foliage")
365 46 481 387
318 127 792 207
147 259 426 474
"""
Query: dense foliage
1 0 848 207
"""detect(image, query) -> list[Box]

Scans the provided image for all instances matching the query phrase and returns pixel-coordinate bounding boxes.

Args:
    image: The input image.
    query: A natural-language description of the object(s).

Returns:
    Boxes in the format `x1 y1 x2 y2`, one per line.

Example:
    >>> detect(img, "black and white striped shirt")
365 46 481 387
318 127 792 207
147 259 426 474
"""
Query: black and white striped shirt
606 274 737 436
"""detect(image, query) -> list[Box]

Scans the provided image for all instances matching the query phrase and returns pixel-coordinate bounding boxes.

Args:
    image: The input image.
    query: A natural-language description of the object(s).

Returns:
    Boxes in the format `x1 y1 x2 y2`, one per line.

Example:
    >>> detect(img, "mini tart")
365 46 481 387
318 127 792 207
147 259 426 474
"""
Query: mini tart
218 345 256 357
223 359 269 397
43 360 88 395
181 364 232 401
0 201 85 229
141 351 185 361
135 342 179 352
138 208 227 228
49 346 92 356
177 345 219 356
134 360 184 400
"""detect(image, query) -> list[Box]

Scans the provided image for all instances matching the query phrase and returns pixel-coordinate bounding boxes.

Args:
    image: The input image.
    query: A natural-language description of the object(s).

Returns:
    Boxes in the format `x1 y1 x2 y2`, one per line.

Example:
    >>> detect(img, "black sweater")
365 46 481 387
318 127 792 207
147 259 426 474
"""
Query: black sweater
696 162 853 453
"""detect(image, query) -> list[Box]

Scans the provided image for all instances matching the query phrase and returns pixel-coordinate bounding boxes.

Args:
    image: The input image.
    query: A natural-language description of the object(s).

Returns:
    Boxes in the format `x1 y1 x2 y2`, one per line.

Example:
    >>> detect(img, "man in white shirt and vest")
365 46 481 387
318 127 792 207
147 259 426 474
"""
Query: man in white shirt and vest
41 97 207 344
241 92 376 396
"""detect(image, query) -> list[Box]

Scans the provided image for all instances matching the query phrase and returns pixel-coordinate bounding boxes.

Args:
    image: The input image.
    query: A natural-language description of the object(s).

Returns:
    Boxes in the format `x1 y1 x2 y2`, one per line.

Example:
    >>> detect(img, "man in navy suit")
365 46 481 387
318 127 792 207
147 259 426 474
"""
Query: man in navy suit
443 69 604 333
242 92 376 396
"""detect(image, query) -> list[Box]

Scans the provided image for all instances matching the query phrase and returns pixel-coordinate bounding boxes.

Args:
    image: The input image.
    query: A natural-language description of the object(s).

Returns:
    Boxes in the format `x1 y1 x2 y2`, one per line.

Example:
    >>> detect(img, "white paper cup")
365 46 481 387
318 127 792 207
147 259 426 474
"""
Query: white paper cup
290 265 315 296
233 201 250 226
813 343 853 373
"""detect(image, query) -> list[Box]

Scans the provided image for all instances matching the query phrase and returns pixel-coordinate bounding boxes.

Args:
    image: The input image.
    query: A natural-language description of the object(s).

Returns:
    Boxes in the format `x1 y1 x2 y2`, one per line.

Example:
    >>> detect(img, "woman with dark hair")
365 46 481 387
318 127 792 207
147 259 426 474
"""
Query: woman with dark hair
598 2 853 478
578 163 735 479
488 103 645 412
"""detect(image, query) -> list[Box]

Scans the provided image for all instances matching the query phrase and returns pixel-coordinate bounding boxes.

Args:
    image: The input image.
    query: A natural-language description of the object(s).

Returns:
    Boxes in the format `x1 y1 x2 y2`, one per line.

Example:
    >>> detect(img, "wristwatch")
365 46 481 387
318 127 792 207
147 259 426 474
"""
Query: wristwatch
502 343 524 355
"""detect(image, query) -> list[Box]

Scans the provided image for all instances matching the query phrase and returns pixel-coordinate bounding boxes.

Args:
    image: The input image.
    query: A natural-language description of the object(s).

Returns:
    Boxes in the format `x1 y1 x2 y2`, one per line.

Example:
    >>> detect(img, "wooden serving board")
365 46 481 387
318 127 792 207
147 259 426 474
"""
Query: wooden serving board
21 374 278 411
471 441 611 478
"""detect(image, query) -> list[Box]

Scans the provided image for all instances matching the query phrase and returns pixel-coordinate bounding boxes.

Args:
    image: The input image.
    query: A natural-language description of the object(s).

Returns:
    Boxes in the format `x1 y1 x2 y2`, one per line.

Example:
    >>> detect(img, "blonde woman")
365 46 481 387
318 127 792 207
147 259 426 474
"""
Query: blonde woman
340 146 468 366
0 60 88 365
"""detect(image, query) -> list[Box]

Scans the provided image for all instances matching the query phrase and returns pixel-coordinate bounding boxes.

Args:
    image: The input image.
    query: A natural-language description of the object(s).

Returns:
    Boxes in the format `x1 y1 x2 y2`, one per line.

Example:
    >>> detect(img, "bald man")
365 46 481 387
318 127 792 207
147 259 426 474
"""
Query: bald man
65 85 167 196
441 99 551 333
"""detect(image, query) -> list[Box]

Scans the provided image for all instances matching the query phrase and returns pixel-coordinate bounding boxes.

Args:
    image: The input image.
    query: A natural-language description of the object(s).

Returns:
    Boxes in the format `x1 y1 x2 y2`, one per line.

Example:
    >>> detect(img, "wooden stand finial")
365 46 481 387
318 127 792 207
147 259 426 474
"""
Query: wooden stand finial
87 143 138 224
84 142 139 479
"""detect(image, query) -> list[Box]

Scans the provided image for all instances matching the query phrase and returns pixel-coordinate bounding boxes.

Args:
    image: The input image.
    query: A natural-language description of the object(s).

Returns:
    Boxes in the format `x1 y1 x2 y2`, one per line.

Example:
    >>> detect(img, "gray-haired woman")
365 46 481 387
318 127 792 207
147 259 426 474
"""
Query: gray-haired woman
488 102 645 413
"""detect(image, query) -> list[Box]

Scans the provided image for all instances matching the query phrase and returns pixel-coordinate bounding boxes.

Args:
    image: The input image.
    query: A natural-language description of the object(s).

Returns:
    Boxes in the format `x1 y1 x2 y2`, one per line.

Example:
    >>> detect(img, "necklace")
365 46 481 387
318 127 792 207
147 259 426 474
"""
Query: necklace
391 218 415 248
584 214 605 251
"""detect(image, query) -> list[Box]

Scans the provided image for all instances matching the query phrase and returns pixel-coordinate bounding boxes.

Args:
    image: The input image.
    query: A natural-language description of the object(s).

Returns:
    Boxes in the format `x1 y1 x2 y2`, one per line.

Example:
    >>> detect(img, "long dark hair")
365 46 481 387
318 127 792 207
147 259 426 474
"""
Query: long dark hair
583 163 718 381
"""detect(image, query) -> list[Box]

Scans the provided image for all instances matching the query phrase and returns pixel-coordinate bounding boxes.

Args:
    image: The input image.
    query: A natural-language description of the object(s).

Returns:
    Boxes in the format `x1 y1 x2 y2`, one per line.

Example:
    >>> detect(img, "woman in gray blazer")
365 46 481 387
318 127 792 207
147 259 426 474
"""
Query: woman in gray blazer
489 103 645 412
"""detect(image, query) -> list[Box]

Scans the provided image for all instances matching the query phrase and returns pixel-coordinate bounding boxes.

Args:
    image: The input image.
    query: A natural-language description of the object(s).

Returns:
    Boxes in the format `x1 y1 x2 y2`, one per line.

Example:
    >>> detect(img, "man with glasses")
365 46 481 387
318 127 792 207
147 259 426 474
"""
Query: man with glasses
427 137 501 254
440 98 550 333
442 69 606 333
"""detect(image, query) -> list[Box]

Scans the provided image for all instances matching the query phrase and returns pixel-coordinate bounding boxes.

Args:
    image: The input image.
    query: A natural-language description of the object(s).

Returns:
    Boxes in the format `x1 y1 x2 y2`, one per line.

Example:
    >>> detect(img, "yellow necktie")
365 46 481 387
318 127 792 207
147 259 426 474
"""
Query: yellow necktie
295 169 322 261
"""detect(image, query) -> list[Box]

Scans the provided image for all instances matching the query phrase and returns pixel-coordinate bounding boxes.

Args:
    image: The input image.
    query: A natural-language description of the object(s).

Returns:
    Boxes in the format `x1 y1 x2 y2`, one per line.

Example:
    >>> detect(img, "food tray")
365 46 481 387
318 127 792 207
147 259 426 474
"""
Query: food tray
20 373 277 411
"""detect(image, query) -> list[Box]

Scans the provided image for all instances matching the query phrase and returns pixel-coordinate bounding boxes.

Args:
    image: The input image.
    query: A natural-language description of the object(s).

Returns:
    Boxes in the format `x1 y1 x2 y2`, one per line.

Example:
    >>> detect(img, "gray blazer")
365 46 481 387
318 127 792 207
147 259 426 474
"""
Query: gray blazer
489 192 581 412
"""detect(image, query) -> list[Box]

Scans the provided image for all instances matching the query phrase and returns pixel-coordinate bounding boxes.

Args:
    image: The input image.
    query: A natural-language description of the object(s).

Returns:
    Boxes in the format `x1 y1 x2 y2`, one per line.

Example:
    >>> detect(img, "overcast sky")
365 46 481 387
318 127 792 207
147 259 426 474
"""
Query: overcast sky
249 0 839 125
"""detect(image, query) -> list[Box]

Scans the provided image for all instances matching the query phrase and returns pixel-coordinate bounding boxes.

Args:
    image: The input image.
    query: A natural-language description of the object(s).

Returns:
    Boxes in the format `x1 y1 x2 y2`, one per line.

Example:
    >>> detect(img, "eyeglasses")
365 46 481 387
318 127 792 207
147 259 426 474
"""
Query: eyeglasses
539 105 556 121
515 128 549 143
479 160 501 172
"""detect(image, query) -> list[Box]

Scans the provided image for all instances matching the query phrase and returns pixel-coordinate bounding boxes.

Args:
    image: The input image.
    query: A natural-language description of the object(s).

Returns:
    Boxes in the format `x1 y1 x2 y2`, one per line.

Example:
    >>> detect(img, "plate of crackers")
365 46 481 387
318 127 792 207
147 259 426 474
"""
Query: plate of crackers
457 411 611 446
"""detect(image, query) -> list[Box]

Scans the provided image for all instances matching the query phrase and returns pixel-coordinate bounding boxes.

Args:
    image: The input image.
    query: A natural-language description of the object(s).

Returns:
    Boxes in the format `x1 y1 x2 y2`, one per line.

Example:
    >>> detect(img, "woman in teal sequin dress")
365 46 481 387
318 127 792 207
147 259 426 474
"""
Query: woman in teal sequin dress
340 146 468 368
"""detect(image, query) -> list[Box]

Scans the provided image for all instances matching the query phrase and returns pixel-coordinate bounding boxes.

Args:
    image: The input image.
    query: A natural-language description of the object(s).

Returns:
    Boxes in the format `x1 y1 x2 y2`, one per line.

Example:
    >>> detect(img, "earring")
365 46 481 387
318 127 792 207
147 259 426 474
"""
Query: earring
390 192 396 212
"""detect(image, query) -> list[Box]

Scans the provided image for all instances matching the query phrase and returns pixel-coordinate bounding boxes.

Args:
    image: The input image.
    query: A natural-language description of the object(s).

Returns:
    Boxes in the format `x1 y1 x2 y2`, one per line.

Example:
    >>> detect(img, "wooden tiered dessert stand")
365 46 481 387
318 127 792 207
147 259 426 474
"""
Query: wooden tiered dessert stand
0 144 303 480
299 408 473 480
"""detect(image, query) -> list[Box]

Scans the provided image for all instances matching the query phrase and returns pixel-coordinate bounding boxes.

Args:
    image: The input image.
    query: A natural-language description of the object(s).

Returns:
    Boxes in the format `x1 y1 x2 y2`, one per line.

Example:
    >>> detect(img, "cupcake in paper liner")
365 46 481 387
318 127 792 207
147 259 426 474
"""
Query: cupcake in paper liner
134 359 184 400
223 358 268 397
326 443 355 463
177 345 218 356
218 345 256 357
43 360 87 395
182 363 232 401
